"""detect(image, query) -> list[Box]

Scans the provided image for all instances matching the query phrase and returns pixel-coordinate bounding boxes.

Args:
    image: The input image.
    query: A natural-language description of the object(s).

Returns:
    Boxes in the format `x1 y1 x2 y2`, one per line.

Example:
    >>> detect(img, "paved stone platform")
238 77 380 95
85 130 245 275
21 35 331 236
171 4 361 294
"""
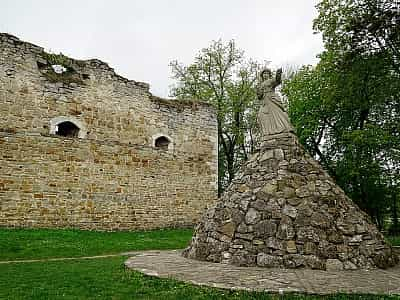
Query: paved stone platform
125 250 400 295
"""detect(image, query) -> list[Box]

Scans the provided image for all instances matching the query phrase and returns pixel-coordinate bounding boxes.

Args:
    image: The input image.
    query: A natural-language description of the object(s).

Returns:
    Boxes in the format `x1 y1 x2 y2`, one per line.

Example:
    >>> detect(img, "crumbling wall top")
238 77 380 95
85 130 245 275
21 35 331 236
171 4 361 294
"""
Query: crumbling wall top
0 32 212 110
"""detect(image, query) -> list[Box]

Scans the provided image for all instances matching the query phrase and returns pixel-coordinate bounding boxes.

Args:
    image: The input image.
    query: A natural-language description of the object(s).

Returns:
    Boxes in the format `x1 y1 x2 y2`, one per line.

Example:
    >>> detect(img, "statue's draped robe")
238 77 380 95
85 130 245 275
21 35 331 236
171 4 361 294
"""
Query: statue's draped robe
257 78 293 136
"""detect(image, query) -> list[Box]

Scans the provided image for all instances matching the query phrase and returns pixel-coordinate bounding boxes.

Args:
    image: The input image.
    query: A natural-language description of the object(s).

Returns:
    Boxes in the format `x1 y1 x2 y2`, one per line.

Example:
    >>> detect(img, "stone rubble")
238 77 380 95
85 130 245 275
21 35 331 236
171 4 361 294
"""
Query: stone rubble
183 132 398 270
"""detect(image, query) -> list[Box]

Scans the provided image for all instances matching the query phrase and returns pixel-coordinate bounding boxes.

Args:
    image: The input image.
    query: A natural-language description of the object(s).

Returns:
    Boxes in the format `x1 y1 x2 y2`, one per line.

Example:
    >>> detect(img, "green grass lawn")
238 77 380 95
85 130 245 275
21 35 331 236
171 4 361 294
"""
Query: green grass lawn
3 256 396 300
0 228 399 300
0 227 193 260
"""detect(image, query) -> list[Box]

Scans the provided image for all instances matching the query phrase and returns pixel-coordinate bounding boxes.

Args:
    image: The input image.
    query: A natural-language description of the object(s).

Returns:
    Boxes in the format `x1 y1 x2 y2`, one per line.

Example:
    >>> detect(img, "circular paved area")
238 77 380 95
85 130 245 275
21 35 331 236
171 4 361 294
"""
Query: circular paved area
125 250 400 295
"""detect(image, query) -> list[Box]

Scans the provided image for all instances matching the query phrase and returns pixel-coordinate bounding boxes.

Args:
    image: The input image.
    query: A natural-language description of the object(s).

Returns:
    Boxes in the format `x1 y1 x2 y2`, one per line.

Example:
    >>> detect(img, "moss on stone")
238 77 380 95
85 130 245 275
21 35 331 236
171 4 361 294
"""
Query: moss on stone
150 95 213 111
39 52 85 85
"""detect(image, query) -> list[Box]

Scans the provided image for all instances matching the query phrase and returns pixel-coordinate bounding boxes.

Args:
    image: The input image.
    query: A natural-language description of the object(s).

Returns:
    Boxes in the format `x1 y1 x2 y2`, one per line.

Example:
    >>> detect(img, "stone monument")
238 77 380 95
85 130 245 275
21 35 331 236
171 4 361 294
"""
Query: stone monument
183 68 398 270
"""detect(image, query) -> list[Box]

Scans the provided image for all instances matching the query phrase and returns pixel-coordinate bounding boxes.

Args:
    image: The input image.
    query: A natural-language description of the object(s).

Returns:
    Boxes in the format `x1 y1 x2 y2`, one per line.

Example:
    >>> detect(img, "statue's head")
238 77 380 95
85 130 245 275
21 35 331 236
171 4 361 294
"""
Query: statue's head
260 68 272 80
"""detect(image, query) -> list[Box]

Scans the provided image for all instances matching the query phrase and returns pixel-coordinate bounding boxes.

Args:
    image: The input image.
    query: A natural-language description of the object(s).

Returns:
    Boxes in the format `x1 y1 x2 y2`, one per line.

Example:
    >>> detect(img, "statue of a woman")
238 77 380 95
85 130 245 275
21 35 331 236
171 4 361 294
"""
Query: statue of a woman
257 68 294 137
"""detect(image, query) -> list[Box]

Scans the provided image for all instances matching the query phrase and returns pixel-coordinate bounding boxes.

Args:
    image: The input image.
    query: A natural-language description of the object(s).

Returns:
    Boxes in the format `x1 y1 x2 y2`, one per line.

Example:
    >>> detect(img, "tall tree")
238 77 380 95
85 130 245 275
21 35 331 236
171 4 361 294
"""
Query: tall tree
310 0 400 229
314 0 400 73
283 50 400 228
170 40 263 195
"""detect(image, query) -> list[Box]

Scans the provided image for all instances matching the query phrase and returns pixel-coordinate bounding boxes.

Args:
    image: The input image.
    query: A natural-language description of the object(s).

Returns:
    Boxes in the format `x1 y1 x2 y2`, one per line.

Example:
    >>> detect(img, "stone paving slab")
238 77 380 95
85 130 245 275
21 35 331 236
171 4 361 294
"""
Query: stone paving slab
125 250 400 295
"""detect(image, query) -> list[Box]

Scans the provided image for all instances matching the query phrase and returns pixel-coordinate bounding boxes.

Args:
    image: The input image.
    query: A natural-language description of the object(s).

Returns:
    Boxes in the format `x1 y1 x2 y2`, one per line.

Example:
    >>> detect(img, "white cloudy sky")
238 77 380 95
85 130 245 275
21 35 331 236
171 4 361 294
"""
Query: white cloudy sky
1 0 324 97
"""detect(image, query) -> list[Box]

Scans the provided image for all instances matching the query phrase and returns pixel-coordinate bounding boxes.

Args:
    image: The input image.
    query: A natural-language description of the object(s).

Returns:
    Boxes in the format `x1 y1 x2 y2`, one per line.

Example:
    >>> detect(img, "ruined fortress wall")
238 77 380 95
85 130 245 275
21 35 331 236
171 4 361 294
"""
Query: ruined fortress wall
0 33 218 230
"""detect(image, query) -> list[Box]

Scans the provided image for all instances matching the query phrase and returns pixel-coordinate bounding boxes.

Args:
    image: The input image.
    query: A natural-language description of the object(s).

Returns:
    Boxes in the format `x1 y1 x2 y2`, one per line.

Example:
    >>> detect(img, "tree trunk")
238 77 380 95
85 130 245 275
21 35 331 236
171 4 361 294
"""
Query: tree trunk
390 191 400 235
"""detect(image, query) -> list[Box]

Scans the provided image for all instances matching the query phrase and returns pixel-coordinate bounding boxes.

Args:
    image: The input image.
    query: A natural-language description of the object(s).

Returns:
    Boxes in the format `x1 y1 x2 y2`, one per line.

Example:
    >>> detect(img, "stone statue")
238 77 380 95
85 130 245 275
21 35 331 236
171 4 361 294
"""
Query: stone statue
257 68 293 137
183 73 398 271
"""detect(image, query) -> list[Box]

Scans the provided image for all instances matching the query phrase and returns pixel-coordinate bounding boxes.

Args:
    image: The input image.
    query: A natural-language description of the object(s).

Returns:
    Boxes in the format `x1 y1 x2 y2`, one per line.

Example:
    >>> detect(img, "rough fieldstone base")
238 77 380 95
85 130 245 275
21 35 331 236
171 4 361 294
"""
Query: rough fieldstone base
125 250 400 295
183 132 398 269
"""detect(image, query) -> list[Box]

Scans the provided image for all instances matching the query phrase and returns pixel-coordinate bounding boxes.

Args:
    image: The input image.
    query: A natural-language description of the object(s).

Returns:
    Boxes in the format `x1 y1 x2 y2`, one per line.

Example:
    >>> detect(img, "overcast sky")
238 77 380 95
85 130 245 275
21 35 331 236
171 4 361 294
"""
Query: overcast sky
1 0 324 97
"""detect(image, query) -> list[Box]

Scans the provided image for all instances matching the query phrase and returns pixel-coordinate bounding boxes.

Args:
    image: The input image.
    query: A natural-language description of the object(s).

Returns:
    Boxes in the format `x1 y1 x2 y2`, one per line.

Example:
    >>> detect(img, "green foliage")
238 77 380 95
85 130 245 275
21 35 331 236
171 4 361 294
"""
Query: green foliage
387 235 400 246
39 52 84 85
170 40 264 194
41 52 73 70
0 228 193 260
283 52 400 228
313 0 400 73
283 0 400 228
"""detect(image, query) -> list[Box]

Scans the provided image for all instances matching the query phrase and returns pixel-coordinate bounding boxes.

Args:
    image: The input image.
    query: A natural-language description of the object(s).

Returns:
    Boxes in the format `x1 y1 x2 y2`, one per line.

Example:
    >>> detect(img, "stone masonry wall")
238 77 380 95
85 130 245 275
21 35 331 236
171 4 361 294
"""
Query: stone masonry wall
0 33 218 230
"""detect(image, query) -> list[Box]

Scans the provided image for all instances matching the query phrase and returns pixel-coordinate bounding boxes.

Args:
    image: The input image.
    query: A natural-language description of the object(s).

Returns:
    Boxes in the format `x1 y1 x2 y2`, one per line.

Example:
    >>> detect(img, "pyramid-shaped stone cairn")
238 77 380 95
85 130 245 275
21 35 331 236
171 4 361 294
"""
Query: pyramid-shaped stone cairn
183 132 398 270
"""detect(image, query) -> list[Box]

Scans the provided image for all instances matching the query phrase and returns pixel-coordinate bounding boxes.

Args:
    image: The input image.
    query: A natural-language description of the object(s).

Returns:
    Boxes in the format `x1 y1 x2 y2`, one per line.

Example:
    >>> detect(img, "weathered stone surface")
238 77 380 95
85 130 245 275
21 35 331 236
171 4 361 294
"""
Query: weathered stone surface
286 241 297 254
126 250 400 295
262 183 277 195
260 150 274 162
252 199 268 211
253 239 264 245
245 208 260 225
231 250 256 266
254 220 277 237
304 242 317 255
257 253 283 267
343 261 358 270
326 259 344 271
274 149 285 160
282 187 296 198
266 237 283 250
0 33 218 231
282 205 297 218
183 132 398 270
222 252 231 259
219 221 235 237
295 186 311 198
276 217 295 240
310 212 329 228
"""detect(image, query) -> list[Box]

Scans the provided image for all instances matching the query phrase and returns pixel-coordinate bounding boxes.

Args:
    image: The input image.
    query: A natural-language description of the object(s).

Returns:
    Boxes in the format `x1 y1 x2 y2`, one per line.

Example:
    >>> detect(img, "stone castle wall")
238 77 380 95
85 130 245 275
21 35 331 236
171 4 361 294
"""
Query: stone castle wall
0 33 218 230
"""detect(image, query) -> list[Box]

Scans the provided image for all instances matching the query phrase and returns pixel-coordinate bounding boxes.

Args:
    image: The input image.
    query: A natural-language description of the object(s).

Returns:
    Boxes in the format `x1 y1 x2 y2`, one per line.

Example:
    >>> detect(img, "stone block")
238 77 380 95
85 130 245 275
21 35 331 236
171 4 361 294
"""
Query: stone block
257 252 283 267
245 208 260 225
326 259 343 271
286 240 297 254
219 220 235 237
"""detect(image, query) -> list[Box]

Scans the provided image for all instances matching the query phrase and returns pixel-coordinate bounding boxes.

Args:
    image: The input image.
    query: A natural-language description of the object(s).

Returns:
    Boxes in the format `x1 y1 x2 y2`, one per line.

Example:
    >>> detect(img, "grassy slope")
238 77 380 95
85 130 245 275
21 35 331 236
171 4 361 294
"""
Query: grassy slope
0 228 193 260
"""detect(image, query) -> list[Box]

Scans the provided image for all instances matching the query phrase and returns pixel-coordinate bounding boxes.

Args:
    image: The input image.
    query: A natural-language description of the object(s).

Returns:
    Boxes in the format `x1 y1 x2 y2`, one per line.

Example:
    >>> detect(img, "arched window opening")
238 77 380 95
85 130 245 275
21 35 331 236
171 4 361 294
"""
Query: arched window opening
56 121 80 137
155 136 170 150
50 116 86 139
